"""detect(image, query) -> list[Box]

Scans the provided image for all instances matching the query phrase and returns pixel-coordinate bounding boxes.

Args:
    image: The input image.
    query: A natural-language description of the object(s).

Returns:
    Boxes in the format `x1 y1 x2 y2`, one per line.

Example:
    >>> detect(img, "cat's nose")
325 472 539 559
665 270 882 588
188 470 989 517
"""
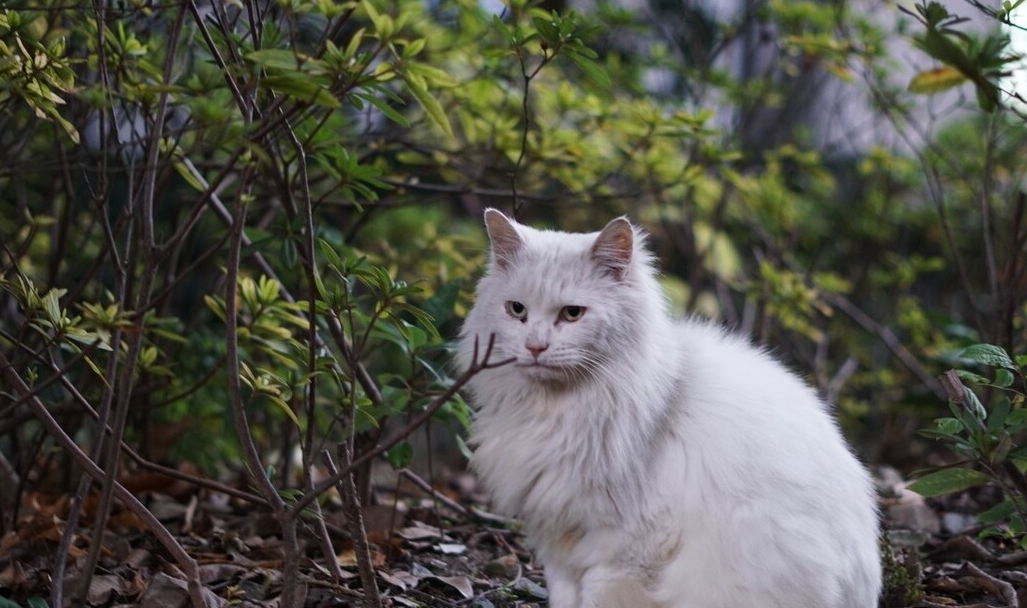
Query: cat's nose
526 342 548 359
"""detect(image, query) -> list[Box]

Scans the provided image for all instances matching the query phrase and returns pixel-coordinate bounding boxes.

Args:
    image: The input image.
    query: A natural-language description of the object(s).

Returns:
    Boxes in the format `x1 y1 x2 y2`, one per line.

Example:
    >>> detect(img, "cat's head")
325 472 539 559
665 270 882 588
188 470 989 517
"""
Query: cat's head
460 209 662 388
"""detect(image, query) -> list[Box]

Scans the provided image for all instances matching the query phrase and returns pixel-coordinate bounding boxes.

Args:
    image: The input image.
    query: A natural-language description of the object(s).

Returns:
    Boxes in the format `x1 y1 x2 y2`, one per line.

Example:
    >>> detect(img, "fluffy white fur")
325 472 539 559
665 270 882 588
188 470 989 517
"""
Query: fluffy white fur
457 210 881 608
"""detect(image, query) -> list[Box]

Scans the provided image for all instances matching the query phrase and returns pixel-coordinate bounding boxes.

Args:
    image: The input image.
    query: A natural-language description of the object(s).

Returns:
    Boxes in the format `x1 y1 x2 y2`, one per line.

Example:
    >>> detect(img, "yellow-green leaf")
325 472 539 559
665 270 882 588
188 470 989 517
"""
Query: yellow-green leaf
908 66 968 94
173 160 206 192
403 75 454 138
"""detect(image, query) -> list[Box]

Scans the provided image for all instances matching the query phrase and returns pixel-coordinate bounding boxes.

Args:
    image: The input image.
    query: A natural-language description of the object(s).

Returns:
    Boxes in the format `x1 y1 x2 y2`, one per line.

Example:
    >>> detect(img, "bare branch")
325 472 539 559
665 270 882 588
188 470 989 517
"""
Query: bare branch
290 335 512 518
0 351 211 608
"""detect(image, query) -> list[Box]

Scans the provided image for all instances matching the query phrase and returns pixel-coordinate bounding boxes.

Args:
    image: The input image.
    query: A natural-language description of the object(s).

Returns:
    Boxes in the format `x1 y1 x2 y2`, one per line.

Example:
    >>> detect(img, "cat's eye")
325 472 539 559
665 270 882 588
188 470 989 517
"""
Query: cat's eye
559 305 586 322
505 301 527 321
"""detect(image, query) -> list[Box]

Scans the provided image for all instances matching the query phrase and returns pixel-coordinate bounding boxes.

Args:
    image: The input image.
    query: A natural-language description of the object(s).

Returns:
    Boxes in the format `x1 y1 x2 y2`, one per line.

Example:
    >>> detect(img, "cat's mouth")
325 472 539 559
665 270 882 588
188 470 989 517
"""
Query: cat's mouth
518 361 553 369
516 360 572 379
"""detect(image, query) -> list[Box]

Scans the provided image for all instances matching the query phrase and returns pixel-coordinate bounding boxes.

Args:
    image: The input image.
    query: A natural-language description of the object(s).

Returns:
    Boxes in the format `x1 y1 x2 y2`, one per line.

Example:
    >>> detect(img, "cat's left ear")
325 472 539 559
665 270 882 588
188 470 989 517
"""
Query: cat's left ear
591 217 633 280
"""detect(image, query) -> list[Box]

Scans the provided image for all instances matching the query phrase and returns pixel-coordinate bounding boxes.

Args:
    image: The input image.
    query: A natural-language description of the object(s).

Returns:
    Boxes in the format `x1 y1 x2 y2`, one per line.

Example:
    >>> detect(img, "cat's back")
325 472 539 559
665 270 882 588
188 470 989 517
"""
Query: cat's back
652 319 881 608
666 319 842 443
662 318 872 505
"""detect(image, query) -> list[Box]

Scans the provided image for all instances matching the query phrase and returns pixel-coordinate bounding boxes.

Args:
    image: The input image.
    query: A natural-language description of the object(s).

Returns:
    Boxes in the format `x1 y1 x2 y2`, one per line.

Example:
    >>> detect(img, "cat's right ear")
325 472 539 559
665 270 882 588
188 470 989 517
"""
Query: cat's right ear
484 209 523 271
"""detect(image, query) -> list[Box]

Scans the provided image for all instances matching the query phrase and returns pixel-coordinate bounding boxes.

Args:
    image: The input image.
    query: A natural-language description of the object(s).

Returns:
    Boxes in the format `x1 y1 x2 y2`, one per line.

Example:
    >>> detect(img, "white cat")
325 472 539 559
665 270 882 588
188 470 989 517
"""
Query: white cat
457 209 882 608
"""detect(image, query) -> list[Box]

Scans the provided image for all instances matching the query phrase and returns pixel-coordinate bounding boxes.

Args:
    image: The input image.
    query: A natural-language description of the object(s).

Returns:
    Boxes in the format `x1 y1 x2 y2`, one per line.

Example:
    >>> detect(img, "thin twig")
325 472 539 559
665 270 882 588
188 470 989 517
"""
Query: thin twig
291 336 513 518
399 468 470 518
326 450 383 608
0 351 210 608
79 4 189 601
223 166 303 608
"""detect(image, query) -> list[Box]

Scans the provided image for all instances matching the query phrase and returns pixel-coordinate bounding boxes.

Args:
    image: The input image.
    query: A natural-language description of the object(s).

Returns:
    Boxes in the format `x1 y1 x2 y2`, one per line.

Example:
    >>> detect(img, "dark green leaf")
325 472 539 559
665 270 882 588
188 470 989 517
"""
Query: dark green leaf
961 343 1016 370
354 91 410 127
962 386 988 422
319 239 342 268
907 467 990 497
974 79 1000 112
386 441 414 470
994 368 1016 388
977 498 1016 524
455 434 474 460
565 52 610 88
532 16 560 44
955 369 989 384
420 280 461 328
988 398 1011 431
936 417 964 435
1007 409 1027 432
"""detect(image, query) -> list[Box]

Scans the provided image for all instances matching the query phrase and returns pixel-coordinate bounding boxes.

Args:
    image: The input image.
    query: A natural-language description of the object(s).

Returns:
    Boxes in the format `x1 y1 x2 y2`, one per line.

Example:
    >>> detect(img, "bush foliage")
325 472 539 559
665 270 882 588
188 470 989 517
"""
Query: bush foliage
1 0 1026 605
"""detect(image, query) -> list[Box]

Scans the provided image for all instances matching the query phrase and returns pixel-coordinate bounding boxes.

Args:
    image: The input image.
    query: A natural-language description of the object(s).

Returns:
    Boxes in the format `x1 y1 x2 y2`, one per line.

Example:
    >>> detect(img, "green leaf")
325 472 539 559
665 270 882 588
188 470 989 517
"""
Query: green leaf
961 343 1016 370
916 28 974 74
319 238 342 268
266 393 301 427
955 369 989 384
386 441 414 470
1011 513 1026 535
455 433 473 461
247 49 303 71
565 51 611 88
907 467 991 497
405 62 459 88
1006 409 1027 434
420 280 461 329
354 91 409 127
977 498 1016 524
262 74 340 108
936 417 963 435
173 159 206 191
988 398 1011 431
974 79 1000 113
532 15 560 44
402 74 454 138
959 385 988 422
994 368 1016 389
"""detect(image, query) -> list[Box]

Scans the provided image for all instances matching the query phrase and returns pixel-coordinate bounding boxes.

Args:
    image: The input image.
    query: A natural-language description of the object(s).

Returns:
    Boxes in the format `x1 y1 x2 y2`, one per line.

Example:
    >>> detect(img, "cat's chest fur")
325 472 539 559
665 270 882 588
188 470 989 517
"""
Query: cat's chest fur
470 376 674 530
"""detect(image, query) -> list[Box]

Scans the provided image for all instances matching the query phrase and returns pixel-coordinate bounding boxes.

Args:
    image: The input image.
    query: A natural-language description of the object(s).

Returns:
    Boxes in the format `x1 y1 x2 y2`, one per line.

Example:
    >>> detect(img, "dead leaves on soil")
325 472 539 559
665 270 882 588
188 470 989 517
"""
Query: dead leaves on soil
6 465 1027 607
0 469 548 608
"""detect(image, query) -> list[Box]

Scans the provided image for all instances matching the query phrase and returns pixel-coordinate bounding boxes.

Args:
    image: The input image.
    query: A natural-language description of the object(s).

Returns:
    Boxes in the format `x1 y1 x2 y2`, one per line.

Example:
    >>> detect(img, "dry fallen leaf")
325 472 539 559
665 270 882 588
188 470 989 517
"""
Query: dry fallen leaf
435 542 466 555
431 575 474 599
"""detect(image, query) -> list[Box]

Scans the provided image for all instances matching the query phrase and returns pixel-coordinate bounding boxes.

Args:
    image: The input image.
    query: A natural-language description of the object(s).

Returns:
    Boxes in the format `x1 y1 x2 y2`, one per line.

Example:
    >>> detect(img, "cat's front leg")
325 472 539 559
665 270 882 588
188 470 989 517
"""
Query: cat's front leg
542 564 579 608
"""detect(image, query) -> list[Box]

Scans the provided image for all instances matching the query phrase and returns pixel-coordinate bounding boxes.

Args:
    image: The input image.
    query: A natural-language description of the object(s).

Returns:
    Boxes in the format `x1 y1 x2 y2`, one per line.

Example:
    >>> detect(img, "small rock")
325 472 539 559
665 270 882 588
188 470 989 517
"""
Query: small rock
887 483 941 534
510 578 548 600
886 528 930 549
942 511 976 535
483 554 520 579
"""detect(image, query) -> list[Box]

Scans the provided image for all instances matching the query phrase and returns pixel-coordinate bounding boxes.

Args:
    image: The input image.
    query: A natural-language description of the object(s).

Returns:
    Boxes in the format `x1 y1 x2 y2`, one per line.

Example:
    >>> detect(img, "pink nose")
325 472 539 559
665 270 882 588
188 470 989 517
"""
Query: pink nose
526 343 548 359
